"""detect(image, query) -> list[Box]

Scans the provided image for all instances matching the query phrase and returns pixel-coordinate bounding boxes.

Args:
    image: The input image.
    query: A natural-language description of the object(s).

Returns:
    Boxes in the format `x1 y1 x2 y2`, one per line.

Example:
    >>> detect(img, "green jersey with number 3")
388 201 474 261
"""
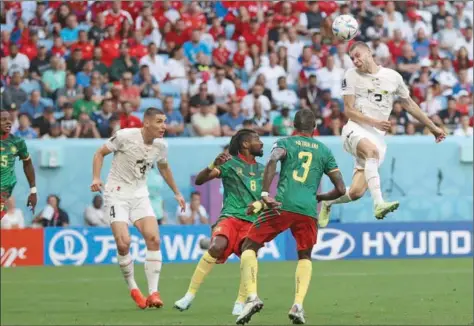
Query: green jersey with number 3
274 136 338 218
0 134 30 191
217 156 264 223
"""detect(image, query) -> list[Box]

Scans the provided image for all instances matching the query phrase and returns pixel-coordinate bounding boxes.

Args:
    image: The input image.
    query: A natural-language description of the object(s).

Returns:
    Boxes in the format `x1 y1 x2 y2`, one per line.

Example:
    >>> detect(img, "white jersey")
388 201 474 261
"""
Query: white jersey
104 128 168 197
341 66 410 135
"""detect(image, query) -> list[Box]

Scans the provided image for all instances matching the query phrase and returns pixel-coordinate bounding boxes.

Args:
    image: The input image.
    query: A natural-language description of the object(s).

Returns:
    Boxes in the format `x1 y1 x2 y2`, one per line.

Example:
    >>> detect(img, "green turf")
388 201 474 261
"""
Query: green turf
1 259 473 325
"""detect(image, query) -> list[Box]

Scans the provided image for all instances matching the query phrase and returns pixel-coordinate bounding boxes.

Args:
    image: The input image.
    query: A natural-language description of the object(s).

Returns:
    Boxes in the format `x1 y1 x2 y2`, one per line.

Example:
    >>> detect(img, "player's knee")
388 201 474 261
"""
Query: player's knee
241 238 261 253
349 186 366 201
116 236 131 255
297 249 312 260
145 233 160 250
208 236 228 258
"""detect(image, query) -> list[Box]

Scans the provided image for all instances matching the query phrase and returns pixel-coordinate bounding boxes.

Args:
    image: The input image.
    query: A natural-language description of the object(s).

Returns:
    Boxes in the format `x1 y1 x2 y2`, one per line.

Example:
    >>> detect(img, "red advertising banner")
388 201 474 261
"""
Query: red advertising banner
1 228 44 267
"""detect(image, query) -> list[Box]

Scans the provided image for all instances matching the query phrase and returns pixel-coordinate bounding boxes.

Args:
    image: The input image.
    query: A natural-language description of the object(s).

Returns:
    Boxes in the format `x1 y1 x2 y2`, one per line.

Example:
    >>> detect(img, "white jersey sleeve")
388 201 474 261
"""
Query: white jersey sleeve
106 130 127 152
395 71 410 99
341 68 357 96
154 139 168 165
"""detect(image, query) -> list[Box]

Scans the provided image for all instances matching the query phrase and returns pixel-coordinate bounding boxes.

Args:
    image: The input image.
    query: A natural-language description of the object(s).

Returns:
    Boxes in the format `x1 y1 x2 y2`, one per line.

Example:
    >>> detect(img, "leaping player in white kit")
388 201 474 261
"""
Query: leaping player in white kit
318 42 446 226
90 107 186 309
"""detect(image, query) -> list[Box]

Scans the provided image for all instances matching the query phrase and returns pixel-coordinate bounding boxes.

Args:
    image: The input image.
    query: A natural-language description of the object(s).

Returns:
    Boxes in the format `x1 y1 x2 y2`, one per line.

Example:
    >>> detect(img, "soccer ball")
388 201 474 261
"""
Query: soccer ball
332 15 359 41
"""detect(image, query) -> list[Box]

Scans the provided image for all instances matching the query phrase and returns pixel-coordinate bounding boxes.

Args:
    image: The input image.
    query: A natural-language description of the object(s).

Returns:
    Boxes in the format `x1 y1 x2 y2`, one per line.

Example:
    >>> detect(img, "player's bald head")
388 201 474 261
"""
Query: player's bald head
294 109 316 134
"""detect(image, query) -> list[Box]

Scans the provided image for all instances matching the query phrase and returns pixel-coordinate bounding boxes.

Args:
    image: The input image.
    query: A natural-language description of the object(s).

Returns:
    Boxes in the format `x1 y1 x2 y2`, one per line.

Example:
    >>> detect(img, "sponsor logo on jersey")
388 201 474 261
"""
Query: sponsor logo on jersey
312 228 355 260
48 229 88 266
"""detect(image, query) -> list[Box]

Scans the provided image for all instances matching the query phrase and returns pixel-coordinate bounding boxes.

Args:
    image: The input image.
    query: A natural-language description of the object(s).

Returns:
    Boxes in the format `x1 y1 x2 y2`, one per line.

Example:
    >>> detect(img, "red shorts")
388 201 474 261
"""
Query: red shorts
212 217 252 264
246 210 318 251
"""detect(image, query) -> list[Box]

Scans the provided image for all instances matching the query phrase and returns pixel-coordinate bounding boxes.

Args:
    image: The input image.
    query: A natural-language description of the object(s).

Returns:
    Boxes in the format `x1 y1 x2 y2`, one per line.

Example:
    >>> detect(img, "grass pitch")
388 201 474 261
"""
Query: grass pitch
1 258 472 325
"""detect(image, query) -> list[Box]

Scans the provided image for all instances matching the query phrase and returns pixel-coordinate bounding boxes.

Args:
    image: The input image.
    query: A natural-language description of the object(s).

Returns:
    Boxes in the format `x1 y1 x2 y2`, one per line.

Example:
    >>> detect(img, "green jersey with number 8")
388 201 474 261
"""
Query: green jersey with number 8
274 136 339 218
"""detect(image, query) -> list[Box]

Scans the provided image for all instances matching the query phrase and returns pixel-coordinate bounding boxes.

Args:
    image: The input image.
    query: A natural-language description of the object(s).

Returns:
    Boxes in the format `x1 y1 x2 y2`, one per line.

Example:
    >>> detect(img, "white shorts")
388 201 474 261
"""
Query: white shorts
103 186 155 225
341 121 387 170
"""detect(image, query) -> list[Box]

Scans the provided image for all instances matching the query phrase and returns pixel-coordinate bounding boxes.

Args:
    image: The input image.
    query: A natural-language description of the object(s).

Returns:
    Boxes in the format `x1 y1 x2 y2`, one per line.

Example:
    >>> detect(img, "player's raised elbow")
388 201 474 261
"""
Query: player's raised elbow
336 183 346 197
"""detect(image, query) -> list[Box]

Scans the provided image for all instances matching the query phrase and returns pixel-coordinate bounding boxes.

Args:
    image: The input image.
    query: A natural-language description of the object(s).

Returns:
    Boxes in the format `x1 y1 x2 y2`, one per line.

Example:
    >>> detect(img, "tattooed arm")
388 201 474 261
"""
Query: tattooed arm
262 147 286 193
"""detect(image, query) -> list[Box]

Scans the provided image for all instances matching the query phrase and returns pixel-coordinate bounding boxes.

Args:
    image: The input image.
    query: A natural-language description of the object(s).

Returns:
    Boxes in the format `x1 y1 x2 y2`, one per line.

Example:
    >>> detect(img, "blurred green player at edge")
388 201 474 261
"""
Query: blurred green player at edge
174 129 265 317
0 110 37 219
236 109 347 325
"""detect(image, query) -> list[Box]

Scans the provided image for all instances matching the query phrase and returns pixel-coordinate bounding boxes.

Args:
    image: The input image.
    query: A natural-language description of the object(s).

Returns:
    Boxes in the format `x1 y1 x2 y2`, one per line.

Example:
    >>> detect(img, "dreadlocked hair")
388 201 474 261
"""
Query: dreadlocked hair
228 129 256 156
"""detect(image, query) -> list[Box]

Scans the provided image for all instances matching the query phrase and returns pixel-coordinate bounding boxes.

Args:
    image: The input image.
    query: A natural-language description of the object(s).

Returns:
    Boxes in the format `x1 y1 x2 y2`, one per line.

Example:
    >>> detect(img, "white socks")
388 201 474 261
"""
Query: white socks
117 253 138 290
145 250 162 295
364 158 384 205
327 187 352 206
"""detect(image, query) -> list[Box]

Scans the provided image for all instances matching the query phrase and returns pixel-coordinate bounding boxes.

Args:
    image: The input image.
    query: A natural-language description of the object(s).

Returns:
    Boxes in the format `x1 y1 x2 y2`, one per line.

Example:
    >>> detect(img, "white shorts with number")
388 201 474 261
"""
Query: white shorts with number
103 185 155 225
341 121 387 170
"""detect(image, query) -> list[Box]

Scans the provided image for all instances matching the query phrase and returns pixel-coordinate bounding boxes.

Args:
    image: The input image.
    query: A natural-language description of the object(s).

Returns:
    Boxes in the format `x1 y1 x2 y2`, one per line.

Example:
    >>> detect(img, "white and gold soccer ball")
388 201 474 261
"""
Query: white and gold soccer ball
332 15 359 41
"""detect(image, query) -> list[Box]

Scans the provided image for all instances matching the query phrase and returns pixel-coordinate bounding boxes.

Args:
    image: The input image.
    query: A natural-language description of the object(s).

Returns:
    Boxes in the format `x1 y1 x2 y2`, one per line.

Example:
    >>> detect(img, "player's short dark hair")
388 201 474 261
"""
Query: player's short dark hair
349 41 370 53
228 128 257 156
144 107 165 118
191 191 201 198
294 109 316 133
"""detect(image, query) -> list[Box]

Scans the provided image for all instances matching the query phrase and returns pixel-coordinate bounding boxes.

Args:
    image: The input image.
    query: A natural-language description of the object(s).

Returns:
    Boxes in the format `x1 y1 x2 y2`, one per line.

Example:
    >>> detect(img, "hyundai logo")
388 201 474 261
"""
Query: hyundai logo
312 229 355 260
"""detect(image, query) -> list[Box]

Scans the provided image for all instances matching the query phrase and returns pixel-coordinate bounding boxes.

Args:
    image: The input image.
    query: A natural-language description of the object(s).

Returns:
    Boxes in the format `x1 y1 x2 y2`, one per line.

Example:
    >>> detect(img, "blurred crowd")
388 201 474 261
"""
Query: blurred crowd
1 0 473 139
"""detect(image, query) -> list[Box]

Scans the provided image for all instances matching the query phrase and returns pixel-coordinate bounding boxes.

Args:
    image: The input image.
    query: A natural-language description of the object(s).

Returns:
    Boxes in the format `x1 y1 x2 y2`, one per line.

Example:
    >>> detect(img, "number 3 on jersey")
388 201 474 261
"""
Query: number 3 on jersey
293 151 313 183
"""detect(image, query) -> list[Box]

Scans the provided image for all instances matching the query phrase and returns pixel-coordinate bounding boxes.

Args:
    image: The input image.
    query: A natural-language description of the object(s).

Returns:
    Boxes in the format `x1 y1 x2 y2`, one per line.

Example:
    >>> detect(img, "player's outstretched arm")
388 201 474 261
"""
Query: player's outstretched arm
316 169 346 202
22 158 37 212
399 96 446 143
344 95 391 132
261 147 286 209
194 152 232 185
91 145 112 192
158 162 186 211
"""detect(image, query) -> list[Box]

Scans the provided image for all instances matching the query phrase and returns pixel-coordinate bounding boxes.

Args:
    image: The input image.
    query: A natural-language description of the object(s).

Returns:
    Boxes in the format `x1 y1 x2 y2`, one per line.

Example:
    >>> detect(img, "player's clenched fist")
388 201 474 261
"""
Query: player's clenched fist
374 120 391 132
214 152 231 166
90 178 103 192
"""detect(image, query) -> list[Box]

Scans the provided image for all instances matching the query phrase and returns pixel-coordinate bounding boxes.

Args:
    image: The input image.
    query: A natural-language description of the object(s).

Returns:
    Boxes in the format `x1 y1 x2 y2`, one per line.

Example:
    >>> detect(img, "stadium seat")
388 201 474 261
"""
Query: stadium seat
40 98 55 108
132 112 144 121
225 24 235 39
53 112 64 120
159 83 181 98
0 24 13 32
139 98 163 111
38 39 53 51
77 24 90 32
20 80 41 95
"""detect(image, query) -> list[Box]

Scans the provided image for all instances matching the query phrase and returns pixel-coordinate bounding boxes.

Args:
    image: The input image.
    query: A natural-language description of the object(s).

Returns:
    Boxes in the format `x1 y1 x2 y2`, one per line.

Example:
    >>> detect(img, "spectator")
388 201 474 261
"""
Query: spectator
56 73 83 108
453 47 473 73
188 68 204 97
454 26 473 60
118 72 141 110
139 42 166 82
241 84 272 119
76 60 95 88
273 106 293 136
299 74 321 109
32 106 55 137
32 195 69 227
120 101 142 129
91 47 108 76
250 100 272 136
412 28 431 59
435 58 458 89
6 43 30 76
366 12 389 42
110 43 139 82
73 87 99 118
397 44 421 83
29 45 50 80
2 71 27 110
41 56 66 98
453 115 473 137
316 56 344 99
165 45 188 93
387 29 407 64
273 76 298 110
58 103 78 138
89 71 108 104
74 112 101 139
71 30 94 61
190 82 216 114
89 13 107 46
438 16 463 53
250 52 286 93
84 195 107 226
191 99 221 137
42 122 67 140
383 1 404 38
60 14 80 46
51 36 67 58
92 99 116 138
220 99 245 136
332 43 353 70
100 26 121 67
212 34 231 68
163 96 184 137
20 90 45 119
0 197 24 229
66 49 84 75
390 101 410 135
177 191 209 225
183 30 211 65
207 67 236 114
134 65 160 98
14 113 38 139
438 97 461 134
298 1 325 36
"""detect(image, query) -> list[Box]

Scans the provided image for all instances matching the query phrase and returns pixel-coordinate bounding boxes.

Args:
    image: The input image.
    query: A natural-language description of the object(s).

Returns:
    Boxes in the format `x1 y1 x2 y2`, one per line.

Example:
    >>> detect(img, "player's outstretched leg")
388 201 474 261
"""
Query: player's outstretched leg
236 239 264 325
112 222 147 309
135 217 164 308
174 236 228 311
